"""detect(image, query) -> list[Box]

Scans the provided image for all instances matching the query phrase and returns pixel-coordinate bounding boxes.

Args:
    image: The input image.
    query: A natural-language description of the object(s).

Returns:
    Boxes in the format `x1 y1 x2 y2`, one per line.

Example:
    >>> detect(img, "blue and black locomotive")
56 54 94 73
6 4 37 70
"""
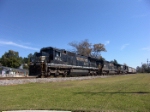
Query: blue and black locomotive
29 46 135 77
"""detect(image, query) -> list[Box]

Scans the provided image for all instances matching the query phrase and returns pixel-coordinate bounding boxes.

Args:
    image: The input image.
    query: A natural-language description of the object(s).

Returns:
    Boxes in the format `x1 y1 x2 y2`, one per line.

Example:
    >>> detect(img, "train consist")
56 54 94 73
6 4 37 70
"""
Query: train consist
29 46 136 77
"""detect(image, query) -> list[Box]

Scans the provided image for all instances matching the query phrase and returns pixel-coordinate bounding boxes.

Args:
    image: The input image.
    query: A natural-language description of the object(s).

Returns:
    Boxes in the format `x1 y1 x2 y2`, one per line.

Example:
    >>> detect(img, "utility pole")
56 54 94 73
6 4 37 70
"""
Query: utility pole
147 59 150 66
141 62 143 73
147 59 150 73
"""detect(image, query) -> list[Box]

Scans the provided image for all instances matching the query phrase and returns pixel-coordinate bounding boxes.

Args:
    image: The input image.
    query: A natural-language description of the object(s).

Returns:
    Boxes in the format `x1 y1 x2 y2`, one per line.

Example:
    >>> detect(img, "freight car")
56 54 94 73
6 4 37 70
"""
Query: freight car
29 46 136 77
127 67 136 74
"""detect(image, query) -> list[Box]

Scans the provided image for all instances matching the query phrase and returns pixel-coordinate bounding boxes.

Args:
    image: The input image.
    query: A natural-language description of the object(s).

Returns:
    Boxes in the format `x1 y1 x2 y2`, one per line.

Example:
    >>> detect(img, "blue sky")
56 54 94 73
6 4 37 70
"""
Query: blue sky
0 0 150 68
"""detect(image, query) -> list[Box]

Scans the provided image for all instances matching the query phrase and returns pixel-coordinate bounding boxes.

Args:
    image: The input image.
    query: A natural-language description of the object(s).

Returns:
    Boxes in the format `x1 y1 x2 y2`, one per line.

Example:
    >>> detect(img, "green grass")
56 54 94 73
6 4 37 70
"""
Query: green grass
0 73 150 112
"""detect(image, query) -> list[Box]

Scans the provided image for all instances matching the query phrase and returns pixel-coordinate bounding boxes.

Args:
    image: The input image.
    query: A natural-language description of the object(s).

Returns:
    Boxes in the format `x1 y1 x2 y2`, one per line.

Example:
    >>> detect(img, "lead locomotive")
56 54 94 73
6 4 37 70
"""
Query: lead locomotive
29 46 135 77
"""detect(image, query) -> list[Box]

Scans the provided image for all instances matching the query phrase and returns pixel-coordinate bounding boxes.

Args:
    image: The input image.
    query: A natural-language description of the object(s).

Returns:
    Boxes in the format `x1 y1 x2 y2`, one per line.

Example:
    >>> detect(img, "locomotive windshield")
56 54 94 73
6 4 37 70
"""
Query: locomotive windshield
41 49 48 53
40 48 53 56
36 53 41 57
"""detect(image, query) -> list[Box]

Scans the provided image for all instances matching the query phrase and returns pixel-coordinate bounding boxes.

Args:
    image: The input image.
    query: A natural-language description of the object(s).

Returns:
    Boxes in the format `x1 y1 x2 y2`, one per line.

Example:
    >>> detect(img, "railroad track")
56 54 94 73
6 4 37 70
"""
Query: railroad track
0 75 132 86
0 75 108 86
0 76 37 80
0 73 127 80
0 74 104 80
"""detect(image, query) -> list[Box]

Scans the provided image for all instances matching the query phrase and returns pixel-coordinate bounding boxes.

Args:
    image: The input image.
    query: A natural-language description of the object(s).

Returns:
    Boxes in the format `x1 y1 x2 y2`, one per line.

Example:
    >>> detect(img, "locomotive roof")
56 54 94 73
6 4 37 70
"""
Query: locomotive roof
41 46 69 52
40 46 66 52
41 46 88 57
40 46 76 55
40 46 55 50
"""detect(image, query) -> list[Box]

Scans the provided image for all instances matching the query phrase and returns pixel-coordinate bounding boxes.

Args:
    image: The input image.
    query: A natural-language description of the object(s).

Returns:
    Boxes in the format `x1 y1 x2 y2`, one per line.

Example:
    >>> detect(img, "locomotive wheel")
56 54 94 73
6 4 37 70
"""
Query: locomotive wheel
95 73 97 76
47 72 51 76
107 71 109 75
41 75 45 78
63 71 67 77
55 72 59 77
91 73 94 76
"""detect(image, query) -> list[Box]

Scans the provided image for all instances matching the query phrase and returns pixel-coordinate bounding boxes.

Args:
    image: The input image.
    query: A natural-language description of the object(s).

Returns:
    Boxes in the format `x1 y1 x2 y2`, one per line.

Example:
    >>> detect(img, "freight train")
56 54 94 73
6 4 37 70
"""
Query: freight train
29 46 136 77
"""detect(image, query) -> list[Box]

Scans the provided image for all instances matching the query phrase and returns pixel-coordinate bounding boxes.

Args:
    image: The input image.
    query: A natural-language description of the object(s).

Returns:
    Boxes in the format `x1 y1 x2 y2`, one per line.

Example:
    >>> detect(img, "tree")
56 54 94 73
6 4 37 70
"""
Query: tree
110 59 118 65
27 52 38 59
28 53 34 59
69 39 92 56
141 63 150 73
136 66 142 73
91 43 106 58
69 39 106 58
22 57 29 69
141 64 146 72
22 52 37 69
136 62 150 73
113 59 118 64
1 50 21 68
0 57 2 66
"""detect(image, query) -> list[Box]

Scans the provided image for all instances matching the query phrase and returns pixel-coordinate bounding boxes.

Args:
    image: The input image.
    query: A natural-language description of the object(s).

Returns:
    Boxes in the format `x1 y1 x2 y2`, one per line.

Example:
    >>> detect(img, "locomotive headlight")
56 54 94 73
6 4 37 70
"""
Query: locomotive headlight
40 56 46 62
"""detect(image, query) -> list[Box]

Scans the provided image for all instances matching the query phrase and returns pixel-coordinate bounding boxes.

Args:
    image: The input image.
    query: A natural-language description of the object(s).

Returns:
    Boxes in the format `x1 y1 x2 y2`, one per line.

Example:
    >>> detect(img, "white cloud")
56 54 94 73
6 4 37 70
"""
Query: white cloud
120 44 129 50
141 47 150 51
105 41 110 45
0 40 39 51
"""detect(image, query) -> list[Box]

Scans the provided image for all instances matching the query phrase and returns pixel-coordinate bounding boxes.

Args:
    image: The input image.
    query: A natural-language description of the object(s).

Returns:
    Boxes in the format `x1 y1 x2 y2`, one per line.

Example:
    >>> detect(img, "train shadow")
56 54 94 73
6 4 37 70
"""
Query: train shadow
74 91 150 95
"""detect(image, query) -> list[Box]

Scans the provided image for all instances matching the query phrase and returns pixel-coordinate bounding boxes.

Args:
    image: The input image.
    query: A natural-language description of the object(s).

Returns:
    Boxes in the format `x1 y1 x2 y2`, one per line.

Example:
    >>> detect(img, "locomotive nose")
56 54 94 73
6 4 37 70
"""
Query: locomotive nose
40 56 46 62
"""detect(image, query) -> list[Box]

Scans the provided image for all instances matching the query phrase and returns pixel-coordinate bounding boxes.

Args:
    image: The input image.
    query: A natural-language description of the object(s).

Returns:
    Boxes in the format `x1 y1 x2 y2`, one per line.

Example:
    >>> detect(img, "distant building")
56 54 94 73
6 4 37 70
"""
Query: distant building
0 66 29 77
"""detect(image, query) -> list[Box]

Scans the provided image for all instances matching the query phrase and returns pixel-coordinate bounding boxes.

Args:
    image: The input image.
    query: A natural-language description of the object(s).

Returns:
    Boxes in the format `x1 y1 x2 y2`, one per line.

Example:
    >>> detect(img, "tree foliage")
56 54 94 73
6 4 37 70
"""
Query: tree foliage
69 39 106 58
69 39 92 56
92 43 106 58
0 50 38 69
22 53 37 69
136 63 150 73
110 59 118 65
113 59 118 65
0 50 21 68
0 57 2 66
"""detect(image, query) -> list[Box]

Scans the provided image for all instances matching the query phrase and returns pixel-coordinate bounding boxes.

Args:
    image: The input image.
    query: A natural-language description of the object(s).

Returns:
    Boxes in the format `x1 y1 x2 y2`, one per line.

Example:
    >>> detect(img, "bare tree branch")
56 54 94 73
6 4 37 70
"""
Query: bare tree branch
69 39 106 58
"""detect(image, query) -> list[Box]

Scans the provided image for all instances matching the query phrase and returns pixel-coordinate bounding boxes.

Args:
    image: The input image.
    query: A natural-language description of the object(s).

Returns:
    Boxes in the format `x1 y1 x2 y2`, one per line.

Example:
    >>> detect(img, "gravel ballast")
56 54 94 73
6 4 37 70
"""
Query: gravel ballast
0 76 109 86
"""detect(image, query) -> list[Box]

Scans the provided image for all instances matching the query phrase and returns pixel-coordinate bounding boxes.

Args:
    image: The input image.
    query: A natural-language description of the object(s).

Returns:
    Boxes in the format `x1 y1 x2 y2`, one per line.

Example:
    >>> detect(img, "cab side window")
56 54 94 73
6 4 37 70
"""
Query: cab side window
55 51 61 57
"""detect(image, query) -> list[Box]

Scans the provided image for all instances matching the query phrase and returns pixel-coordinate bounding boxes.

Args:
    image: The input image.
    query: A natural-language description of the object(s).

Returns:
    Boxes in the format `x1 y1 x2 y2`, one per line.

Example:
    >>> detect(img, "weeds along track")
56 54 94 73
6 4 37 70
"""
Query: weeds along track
0 75 111 86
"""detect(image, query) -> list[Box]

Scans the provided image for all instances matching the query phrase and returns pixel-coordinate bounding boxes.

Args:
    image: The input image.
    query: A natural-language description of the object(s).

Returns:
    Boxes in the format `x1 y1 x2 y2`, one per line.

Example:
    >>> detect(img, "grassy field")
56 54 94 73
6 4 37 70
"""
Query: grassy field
0 73 150 112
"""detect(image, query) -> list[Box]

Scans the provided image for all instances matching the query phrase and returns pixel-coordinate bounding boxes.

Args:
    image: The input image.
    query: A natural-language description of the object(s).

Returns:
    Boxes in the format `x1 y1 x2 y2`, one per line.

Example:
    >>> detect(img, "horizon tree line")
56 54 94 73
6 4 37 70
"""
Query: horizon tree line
136 63 150 73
